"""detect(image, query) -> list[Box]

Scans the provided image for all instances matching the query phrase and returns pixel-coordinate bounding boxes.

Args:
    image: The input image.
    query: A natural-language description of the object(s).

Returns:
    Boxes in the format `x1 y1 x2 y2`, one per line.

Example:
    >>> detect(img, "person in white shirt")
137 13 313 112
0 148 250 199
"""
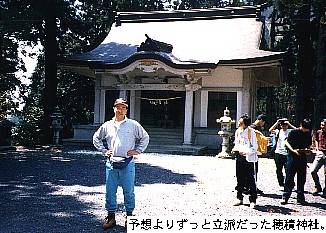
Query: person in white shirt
269 118 296 188
232 113 258 208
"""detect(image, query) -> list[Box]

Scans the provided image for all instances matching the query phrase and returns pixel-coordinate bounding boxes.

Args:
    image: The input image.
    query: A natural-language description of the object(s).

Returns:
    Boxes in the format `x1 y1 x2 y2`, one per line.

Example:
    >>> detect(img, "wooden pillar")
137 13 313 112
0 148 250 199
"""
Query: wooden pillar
183 84 201 145
94 74 106 124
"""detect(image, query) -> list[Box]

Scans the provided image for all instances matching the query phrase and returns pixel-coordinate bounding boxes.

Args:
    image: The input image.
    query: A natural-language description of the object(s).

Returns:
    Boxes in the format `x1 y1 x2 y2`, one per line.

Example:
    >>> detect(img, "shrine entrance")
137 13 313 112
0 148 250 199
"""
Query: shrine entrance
140 90 185 128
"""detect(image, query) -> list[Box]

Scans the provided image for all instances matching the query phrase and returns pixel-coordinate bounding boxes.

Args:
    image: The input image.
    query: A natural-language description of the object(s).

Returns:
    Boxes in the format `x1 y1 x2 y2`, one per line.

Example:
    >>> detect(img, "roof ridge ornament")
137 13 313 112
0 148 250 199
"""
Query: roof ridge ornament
137 34 173 53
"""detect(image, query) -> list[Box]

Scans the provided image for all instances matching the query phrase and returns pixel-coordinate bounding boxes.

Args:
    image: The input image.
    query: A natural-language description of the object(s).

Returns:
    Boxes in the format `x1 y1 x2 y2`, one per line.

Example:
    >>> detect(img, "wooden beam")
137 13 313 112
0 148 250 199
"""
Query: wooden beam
116 83 186 91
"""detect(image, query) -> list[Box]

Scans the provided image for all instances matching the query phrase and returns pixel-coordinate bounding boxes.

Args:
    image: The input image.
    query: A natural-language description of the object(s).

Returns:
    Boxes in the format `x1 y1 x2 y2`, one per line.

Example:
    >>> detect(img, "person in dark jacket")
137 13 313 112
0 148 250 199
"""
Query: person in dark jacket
281 118 312 205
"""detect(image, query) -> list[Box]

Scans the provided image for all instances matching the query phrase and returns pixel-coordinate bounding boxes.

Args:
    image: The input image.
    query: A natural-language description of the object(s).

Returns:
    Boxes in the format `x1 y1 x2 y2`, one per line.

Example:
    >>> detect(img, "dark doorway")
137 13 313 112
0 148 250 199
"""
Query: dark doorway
207 92 237 128
140 91 185 128
105 90 120 121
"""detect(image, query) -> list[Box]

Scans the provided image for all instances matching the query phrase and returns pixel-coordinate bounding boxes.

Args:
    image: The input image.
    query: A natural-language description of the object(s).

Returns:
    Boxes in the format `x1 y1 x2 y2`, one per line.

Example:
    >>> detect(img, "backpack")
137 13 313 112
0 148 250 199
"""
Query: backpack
248 128 269 155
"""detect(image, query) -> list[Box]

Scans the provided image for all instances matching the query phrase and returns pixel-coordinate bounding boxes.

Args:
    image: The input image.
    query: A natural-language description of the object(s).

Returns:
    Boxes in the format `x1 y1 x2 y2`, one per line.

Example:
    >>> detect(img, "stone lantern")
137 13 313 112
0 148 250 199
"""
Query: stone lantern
216 107 235 158
50 106 63 145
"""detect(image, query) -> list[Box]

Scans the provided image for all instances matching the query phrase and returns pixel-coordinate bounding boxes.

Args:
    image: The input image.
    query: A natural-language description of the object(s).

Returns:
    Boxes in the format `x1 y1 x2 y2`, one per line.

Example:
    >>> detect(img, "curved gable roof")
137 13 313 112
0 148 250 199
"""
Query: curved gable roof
65 6 283 69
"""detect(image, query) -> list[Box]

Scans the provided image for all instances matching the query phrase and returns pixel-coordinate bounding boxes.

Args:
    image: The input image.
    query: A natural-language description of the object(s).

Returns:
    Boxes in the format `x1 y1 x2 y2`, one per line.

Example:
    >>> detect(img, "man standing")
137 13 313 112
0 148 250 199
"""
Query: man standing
282 118 312 205
249 114 267 194
269 118 296 188
311 119 326 197
251 114 267 132
93 98 149 230
232 114 258 208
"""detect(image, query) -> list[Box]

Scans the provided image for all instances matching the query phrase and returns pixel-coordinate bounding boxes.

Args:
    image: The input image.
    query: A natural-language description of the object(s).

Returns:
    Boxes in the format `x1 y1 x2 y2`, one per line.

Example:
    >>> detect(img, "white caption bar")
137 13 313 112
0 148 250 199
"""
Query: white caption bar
127 216 326 233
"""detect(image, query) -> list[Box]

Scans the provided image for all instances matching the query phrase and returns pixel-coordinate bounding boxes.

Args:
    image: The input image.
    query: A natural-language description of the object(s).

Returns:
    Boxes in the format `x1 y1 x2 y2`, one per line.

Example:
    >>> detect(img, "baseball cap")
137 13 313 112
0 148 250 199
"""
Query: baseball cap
257 114 267 121
114 98 128 108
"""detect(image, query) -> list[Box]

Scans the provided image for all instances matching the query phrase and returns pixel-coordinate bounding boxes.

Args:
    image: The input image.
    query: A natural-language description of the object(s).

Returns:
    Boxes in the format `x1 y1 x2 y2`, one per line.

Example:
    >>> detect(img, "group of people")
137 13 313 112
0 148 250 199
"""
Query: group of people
92 97 325 230
232 114 326 208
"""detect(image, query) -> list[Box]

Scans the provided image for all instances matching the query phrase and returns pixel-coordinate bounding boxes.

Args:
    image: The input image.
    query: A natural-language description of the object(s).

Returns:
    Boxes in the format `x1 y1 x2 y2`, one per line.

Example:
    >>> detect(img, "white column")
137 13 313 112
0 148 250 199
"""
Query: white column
134 91 141 122
194 91 201 127
242 70 253 119
183 90 193 145
93 89 100 124
119 90 127 99
236 90 242 121
200 90 208 127
99 90 106 123
93 76 106 124
183 85 196 145
129 90 136 120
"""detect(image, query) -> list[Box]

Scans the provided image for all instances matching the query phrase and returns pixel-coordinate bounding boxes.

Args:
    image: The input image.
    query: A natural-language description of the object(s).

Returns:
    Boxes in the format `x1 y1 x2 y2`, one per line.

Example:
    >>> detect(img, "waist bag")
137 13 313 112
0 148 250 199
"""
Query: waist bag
111 157 132 169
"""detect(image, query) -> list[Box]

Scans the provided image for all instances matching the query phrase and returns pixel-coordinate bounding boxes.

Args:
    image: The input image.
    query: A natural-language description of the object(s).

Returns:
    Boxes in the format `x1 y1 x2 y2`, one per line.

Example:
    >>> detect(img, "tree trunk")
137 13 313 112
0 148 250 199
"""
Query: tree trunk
294 1 314 122
314 13 326 125
42 0 58 144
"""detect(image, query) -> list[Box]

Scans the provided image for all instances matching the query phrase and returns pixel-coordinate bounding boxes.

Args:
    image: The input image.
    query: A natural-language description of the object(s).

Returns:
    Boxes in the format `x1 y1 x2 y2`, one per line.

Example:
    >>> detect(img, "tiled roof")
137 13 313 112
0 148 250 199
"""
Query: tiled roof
65 6 283 69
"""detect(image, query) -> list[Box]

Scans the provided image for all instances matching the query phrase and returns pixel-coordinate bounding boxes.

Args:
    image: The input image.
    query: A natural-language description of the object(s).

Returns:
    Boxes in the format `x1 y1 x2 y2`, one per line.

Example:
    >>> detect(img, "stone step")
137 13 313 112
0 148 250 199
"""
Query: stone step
62 139 94 147
146 130 183 136
145 144 208 155
62 139 207 155
146 128 184 145
145 127 183 131
148 132 183 138
149 137 183 143
63 126 203 155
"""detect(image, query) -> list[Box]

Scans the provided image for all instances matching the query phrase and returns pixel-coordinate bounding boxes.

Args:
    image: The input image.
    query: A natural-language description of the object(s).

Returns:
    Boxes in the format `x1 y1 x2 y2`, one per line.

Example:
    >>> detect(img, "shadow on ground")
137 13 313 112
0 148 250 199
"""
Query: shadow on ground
0 149 106 233
255 204 296 215
136 163 197 186
0 148 197 233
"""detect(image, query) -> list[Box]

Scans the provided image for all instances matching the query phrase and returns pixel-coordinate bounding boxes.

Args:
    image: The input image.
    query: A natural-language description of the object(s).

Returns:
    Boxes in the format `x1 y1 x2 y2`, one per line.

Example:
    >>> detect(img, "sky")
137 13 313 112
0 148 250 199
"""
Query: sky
12 42 42 112
16 42 42 85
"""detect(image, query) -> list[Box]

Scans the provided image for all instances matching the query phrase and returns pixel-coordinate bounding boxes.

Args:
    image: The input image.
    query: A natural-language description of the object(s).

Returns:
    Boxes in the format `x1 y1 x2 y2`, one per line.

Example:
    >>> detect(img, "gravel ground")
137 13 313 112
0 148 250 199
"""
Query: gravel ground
0 146 325 233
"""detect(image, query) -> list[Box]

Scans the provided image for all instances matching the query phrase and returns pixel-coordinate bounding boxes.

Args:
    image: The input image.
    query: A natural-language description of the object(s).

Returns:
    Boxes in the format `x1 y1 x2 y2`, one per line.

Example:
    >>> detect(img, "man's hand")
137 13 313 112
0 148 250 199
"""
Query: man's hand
239 152 246 156
103 149 113 157
127 149 140 157
293 149 300 156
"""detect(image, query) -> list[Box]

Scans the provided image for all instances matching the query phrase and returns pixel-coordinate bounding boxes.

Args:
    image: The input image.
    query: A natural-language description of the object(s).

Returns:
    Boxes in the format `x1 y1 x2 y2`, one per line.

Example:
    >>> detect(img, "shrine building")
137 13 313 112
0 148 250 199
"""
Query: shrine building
61 5 283 154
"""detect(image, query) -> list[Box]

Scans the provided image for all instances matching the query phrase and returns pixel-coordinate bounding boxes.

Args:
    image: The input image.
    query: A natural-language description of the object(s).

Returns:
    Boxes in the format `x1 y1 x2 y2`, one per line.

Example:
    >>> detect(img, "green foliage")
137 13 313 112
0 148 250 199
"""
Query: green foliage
256 0 326 124
114 0 165 11
0 12 26 116
4 0 326 145
12 106 44 146
257 84 297 127
57 68 94 138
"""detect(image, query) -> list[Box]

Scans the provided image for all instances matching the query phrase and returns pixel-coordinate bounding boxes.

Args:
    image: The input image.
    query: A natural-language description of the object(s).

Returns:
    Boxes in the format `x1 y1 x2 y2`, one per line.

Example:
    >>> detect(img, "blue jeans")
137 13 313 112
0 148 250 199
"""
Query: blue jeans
105 160 135 213
283 154 307 200
311 151 326 190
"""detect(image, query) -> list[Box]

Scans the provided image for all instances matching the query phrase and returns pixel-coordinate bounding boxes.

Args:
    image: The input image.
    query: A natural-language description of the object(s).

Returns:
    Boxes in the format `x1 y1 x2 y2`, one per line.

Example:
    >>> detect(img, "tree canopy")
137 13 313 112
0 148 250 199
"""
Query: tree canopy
1 0 325 145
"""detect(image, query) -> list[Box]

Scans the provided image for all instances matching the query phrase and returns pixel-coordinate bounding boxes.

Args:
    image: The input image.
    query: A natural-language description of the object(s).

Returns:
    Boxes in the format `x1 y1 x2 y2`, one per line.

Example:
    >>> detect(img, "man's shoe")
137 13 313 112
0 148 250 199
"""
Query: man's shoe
103 213 116 231
233 199 243 206
257 188 264 195
125 212 133 228
280 198 288 205
322 189 326 198
297 199 307 205
250 202 256 209
312 187 322 196
243 188 250 195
